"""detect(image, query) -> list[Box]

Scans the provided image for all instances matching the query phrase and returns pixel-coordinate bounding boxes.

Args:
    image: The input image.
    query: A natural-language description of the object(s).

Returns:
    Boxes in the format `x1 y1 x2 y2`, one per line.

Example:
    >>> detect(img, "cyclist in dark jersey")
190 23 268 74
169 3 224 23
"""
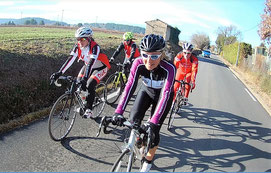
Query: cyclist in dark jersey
112 34 176 172
110 32 140 77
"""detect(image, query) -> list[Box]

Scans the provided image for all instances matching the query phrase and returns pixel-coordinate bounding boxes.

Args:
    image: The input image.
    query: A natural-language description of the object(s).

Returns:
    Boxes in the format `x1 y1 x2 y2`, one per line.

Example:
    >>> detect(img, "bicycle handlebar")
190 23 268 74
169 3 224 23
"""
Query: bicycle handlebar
175 79 193 93
50 76 75 87
110 62 125 67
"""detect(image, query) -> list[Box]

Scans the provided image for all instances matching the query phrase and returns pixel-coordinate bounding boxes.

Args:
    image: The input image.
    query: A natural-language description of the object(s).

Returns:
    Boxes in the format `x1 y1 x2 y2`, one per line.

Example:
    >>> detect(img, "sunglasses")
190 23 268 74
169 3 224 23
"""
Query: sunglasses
77 37 87 41
141 53 162 60
183 52 191 55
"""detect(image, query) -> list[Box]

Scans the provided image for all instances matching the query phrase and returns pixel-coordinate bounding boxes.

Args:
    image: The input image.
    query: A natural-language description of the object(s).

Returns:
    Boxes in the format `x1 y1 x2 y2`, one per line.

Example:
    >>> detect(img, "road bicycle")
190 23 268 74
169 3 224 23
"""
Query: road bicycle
48 76 106 141
167 80 192 130
104 62 128 105
97 116 153 172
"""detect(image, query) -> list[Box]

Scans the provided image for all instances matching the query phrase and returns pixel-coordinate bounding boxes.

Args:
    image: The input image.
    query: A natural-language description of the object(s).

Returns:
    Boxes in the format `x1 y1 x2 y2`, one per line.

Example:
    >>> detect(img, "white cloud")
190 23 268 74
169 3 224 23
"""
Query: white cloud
0 1 15 6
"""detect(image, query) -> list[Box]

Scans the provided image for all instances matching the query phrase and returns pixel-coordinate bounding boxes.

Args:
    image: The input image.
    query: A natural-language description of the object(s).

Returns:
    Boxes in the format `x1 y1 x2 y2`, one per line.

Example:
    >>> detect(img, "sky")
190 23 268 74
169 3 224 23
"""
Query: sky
0 0 266 47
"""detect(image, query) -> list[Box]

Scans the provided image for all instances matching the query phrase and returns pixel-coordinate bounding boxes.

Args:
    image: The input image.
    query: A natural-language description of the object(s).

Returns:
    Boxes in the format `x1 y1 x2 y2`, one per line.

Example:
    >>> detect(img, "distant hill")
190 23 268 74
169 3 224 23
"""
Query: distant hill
0 17 145 34
0 17 68 26
86 23 145 34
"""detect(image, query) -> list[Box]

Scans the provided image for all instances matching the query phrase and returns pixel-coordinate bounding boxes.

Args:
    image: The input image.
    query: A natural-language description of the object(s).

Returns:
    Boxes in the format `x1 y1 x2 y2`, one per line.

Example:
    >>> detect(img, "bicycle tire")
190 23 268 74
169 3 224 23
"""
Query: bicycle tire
111 148 134 172
48 93 78 141
104 73 123 105
91 82 106 119
167 92 181 130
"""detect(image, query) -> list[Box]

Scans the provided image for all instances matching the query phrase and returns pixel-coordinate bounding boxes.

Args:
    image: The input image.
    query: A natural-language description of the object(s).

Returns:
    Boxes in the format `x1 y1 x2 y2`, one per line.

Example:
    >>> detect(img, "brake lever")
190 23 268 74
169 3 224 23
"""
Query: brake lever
96 116 113 137
144 127 153 156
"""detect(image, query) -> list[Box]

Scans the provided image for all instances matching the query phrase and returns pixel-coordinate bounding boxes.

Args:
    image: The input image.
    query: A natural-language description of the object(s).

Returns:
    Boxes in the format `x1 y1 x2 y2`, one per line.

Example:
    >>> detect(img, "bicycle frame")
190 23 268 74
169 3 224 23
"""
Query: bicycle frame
113 62 127 85
97 116 153 172
55 76 86 115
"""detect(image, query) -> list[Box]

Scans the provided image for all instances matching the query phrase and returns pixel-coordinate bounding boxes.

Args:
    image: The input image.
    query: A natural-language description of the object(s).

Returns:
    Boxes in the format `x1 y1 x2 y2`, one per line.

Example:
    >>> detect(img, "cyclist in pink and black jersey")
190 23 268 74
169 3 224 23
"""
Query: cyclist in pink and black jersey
50 26 110 118
111 34 176 172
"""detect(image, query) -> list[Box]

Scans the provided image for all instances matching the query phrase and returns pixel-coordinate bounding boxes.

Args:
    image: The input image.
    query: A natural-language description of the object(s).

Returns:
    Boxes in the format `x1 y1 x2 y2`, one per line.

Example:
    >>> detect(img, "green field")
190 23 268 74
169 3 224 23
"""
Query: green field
0 26 142 57
0 26 143 129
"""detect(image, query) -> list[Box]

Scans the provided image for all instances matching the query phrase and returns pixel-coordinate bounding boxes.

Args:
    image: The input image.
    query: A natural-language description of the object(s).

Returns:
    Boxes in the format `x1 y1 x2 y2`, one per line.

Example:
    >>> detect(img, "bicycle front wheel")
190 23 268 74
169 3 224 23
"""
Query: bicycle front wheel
92 82 106 119
167 93 181 130
48 93 78 141
104 73 123 105
111 148 134 172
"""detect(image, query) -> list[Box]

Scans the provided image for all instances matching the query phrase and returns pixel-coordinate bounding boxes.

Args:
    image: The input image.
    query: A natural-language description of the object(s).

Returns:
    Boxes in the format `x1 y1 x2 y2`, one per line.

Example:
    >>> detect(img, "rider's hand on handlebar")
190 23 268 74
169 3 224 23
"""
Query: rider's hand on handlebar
112 113 125 126
192 82 195 90
50 71 62 81
139 122 157 134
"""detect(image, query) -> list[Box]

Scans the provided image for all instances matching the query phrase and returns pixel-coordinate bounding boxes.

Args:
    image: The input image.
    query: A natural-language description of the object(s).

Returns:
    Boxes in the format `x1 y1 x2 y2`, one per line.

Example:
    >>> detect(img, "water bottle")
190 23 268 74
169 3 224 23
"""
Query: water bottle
80 90 89 105
122 73 127 82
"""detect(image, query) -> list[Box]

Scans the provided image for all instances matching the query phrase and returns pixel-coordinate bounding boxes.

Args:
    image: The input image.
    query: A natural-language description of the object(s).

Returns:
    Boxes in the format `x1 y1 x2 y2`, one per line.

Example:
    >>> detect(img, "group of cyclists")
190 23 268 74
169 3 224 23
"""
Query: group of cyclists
50 26 198 172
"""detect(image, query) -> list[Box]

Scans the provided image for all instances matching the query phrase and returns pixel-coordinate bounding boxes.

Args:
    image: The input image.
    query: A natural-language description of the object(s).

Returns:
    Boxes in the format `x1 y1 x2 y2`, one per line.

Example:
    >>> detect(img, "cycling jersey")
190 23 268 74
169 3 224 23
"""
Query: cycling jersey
174 52 198 98
174 52 198 82
59 41 110 79
112 41 140 61
115 57 176 125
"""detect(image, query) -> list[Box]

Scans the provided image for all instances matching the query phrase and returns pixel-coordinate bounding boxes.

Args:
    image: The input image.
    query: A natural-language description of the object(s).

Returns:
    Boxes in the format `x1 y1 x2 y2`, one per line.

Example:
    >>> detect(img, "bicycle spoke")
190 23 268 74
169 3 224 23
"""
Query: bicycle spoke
48 93 77 141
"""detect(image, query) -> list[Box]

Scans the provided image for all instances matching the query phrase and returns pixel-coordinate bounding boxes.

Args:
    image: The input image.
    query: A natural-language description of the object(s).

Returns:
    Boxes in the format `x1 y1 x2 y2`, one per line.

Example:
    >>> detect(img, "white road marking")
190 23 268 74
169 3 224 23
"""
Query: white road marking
245 88 257 102
232 74 237 79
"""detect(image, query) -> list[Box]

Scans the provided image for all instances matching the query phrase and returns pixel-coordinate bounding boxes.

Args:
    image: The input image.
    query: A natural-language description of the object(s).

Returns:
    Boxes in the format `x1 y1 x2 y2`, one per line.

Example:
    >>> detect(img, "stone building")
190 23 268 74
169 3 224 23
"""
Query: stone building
145 19 181 45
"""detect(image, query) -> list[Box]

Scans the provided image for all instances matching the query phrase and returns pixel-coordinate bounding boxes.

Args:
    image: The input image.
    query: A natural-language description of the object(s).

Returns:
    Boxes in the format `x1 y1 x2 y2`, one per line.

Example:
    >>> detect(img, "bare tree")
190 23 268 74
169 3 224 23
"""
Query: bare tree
215 25 241 53
191 32 210 50
216 25 241 45
258 0 271 44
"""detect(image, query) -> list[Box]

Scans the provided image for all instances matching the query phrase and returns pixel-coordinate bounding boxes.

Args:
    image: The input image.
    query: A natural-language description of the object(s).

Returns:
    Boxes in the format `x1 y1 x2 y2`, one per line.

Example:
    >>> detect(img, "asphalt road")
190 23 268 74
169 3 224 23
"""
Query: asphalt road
0 54 271 172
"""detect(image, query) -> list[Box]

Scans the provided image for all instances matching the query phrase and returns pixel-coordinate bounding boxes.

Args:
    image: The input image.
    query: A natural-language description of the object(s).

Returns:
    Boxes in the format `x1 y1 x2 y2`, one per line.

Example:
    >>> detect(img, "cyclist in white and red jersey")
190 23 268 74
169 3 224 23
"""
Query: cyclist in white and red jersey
111 34 176 172
50 26 111 118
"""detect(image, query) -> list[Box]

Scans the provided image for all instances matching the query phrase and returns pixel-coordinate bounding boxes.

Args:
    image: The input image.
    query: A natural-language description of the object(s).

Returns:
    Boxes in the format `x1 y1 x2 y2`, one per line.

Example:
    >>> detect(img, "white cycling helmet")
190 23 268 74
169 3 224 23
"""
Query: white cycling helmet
183 42 193 52
75 26 93 38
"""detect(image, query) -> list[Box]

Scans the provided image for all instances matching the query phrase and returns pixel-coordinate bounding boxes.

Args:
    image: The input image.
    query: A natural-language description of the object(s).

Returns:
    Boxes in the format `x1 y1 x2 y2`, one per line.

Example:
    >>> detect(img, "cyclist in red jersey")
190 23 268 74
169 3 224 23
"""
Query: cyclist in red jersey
173 42 198 105
110 32 140 77
50 26 110 118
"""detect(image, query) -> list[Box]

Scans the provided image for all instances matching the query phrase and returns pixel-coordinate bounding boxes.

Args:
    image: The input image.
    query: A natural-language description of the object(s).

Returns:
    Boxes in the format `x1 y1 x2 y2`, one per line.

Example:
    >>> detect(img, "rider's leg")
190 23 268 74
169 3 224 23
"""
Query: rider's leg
174 69 185 101
129 88 152 125
141 92 174 172
84 68 108 118
184 74 192 98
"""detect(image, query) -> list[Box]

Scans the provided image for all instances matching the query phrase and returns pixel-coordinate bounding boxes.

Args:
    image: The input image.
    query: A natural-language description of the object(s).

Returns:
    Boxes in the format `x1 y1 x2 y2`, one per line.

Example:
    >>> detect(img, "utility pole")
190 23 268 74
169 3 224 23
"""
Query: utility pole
235 41 241 66
61 10 64 25
21 11 23 25
95 16 98 28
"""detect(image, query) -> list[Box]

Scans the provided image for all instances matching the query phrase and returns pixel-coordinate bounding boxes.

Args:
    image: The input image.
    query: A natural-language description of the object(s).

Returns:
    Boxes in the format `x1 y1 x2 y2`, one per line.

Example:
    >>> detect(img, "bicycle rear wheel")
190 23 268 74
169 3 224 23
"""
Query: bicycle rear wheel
104 73 123 105
48 93 78 141
92 82 106 119
111 148 134 172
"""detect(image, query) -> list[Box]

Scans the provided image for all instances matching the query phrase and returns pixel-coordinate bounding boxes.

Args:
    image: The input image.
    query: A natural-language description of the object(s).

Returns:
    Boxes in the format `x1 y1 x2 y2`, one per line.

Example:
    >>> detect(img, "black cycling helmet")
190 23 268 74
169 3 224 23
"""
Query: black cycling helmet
140 34 165 52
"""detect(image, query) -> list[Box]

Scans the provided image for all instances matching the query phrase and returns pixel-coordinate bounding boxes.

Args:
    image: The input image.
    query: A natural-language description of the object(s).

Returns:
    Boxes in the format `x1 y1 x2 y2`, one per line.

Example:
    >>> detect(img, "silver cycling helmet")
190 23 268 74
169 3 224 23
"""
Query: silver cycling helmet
140 34 165 52
182 42 194 52
75 26 93 38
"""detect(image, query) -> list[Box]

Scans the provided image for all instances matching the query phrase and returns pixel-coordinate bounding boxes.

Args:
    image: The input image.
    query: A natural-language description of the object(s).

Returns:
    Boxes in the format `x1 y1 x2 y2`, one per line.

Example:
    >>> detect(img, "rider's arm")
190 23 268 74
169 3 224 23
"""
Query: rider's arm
149 61 176 125
112 42 124 59
191 55 198 82
174 53 181 68
129 43 137 60
115 58 142 115
84 44 100 79
59 44 78 73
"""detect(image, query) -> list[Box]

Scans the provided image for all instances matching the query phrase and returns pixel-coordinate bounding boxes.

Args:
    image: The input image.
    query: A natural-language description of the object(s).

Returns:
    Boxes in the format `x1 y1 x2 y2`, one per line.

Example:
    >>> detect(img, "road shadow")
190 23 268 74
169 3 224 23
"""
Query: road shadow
198 56 229 68
60 126 128 166
153 107 271 172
